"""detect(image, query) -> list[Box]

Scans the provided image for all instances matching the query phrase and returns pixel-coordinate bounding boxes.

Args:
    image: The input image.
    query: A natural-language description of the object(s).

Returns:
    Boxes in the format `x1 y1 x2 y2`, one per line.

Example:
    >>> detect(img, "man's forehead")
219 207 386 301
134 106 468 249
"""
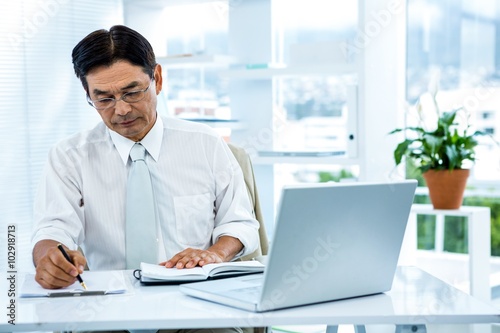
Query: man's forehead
86 61 148 92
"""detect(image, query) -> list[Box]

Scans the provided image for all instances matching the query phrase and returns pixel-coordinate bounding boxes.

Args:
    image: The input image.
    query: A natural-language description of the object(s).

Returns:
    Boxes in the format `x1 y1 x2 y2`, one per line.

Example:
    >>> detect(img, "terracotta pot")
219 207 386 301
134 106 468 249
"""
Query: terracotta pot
422 169 470 209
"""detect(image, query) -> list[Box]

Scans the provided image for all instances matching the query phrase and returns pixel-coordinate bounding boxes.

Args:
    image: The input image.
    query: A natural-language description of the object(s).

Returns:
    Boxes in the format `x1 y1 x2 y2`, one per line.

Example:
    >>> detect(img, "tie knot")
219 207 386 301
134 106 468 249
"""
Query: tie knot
130 143 146 162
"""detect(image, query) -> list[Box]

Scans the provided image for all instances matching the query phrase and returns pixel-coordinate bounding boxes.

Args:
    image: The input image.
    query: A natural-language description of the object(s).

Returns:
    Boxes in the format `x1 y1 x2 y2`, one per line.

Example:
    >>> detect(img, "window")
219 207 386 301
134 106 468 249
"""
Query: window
407 0 500 256
271 0 359 188
155 2 231 140
272 0 358 154
0 0 123 272
407 0 500 182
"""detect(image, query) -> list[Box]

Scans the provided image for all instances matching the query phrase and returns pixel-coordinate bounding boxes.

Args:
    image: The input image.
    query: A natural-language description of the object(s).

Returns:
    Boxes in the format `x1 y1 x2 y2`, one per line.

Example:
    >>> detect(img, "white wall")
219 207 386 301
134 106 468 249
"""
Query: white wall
357 0 407 182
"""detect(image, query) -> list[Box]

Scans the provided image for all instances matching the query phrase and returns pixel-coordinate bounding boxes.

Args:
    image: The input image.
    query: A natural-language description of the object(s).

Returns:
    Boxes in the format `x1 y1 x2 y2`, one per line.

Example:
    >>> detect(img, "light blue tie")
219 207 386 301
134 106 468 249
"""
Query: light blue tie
125 143 158 269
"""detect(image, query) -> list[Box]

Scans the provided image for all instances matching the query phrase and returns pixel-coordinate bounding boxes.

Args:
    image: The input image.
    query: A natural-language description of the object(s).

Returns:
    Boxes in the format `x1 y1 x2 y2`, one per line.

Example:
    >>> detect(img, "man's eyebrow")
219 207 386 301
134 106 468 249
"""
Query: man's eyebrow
92 81 142 96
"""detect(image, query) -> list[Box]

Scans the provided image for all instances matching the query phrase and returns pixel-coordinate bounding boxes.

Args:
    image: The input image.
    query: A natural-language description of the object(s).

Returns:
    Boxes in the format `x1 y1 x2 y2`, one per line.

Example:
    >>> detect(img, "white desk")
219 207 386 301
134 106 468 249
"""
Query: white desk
2 267 499 333
404 204 491 302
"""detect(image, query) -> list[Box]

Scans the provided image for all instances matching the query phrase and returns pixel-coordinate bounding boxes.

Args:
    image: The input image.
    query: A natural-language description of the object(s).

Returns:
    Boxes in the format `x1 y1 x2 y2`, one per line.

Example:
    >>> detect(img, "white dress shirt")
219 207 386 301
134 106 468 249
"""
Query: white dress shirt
32 116 259 270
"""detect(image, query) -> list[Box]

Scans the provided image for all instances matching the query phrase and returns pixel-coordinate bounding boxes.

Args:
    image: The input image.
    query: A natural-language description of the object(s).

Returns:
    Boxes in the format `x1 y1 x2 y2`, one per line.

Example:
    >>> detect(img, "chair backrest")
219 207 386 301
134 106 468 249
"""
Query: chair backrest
227 143 269 261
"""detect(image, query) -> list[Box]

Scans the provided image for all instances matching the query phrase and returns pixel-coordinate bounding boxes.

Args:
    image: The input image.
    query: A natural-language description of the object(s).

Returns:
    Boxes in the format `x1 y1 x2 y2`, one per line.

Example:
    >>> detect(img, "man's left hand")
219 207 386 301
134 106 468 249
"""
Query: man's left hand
161 248 223 268
161 235 243 269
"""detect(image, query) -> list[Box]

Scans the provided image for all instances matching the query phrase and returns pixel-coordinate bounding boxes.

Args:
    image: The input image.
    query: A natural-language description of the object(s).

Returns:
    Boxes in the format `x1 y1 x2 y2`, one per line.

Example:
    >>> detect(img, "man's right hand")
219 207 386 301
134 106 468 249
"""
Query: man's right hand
33 239 87 289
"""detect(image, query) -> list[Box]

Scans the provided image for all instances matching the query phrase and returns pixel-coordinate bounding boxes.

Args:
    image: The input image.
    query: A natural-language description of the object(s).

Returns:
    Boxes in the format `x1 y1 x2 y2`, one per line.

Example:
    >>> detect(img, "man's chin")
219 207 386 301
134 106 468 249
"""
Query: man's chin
113 127 143 141
108 118 151 141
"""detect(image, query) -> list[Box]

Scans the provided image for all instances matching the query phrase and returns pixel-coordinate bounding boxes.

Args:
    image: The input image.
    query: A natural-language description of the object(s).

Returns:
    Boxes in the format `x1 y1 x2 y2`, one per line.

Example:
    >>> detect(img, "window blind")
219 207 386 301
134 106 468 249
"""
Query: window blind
0 0 123 272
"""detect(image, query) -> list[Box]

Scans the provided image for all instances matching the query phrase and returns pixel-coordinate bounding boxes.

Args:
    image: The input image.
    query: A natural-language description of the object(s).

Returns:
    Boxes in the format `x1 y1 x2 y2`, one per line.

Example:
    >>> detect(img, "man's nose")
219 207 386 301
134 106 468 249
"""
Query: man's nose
114 99 131 116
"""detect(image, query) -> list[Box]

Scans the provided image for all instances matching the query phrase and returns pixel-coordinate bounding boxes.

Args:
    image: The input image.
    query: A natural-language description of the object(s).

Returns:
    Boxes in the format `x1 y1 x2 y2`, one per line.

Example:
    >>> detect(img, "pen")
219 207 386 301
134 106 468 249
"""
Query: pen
57 244 88 290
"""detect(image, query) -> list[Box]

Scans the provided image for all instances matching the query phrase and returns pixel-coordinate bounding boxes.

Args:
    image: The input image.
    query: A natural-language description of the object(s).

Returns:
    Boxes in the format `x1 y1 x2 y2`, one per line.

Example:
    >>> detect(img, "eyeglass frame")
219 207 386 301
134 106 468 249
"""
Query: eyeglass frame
86 78 154 111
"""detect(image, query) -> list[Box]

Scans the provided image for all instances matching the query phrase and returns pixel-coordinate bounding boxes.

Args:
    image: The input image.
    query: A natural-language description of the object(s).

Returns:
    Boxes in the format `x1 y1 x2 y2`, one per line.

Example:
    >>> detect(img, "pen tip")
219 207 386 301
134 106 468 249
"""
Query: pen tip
81 282 88 290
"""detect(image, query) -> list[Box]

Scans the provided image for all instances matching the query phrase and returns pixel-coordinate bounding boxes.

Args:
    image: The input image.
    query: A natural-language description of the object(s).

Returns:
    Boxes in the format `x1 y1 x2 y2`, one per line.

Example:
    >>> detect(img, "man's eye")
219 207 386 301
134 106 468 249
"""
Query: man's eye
123 91 145 102
126 91 141 97
95 98 114 106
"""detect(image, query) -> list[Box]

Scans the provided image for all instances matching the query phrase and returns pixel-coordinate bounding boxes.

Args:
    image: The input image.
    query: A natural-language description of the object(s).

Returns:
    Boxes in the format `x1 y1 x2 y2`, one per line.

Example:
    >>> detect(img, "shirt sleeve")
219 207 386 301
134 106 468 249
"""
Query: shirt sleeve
211 139 260 259
31 144 85 252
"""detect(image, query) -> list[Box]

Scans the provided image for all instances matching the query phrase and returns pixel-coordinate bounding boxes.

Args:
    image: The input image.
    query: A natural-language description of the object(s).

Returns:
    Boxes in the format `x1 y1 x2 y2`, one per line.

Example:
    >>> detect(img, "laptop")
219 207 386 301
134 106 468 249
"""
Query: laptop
180 180 417 312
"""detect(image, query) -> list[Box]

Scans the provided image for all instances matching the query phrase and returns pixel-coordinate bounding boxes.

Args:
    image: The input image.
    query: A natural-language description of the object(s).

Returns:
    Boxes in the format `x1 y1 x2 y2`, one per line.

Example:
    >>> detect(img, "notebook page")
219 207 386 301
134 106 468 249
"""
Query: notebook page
20 270 129 297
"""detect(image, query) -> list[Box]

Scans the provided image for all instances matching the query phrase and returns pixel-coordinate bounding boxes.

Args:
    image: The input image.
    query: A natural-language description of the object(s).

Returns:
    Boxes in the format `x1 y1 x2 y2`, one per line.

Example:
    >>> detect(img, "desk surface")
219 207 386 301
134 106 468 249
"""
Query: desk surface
3 267 499 332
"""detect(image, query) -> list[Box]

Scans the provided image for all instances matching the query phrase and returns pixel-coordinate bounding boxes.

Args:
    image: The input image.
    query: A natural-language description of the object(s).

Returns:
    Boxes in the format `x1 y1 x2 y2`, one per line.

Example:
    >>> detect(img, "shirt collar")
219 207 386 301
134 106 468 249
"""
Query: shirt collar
109 115 163 165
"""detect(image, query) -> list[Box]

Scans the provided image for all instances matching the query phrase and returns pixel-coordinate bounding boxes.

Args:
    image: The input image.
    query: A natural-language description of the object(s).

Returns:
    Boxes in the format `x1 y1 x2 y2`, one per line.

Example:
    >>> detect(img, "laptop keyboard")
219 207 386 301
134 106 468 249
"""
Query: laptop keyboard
221 276 263 301
232 286 262 298
239 275 264 285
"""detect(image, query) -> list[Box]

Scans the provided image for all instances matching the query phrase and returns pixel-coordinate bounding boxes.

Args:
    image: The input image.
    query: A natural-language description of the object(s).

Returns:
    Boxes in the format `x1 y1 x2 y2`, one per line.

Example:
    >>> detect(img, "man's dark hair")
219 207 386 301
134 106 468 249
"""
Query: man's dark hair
72 25 157 92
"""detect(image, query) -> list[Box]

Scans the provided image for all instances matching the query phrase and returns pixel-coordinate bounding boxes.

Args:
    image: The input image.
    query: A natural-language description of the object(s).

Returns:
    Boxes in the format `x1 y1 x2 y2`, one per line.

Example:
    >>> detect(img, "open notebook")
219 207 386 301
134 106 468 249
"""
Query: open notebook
20 270 129 297
138 261 265 284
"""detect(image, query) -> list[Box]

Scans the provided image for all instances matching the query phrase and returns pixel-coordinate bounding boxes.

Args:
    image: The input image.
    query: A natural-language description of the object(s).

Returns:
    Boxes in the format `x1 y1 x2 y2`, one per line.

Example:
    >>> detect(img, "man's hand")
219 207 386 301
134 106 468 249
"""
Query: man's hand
33 239 87 289
161 248 223 269
161 236 243 269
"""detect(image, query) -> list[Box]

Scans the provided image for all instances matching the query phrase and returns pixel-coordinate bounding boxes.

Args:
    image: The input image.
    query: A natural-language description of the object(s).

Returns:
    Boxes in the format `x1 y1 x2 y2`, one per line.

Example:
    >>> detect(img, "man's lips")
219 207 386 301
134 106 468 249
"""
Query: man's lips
117 118 137 126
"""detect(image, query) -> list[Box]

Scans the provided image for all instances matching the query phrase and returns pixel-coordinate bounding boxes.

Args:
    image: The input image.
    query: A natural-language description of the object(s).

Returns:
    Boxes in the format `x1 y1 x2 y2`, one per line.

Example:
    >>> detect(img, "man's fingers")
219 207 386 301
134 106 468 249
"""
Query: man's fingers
35 261 77 289
35 271 76 289
176 254 196 268
199 252 222 266
163 250 188 268
164 248 197 268
33 241 86 289
50 247 79 277
165 248 224 268
68 250 87 274
183 255 202 268
34 246 79 289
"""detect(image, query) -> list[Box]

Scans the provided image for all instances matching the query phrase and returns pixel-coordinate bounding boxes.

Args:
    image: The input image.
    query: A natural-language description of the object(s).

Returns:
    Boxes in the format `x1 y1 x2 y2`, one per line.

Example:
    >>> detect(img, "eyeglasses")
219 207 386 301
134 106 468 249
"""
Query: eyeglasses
87 79 153 111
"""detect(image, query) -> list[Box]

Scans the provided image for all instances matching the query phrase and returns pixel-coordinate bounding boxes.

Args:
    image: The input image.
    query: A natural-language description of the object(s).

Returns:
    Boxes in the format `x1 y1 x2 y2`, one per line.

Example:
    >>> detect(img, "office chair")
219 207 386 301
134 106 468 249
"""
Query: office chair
227 143 269 261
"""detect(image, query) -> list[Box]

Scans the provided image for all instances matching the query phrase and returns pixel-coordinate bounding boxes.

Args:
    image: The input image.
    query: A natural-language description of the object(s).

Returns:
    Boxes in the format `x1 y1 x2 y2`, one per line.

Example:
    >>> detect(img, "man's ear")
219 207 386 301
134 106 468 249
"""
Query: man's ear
154 64 163 95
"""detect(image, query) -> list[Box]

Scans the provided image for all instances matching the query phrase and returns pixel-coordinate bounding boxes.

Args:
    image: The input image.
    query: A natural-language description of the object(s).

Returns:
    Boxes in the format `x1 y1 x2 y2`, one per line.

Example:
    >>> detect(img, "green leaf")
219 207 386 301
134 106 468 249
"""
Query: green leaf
440 109 459 126
422 134 442 156
445 145 459 170
394 140 412 165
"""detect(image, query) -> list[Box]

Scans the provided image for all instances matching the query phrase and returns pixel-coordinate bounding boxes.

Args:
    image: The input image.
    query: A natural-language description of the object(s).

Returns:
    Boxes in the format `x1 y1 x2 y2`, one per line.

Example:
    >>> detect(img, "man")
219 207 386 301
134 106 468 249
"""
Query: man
31 25 259 291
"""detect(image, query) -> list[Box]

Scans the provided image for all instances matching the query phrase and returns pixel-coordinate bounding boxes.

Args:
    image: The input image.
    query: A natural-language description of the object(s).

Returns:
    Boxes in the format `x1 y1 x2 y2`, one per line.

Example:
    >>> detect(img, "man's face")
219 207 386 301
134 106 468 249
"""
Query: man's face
86 60 163 142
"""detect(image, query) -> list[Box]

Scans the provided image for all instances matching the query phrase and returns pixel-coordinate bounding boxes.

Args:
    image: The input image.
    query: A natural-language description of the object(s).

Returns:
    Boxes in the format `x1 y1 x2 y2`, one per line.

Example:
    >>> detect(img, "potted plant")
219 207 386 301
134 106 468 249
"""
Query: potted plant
390 91 491 209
